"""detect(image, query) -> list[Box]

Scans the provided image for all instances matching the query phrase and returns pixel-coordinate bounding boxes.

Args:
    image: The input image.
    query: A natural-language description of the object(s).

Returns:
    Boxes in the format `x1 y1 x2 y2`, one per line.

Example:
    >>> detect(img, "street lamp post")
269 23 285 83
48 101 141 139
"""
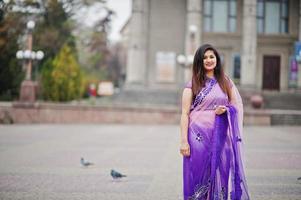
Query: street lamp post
177 25 198 82
176 54 194 68
16 20 44 103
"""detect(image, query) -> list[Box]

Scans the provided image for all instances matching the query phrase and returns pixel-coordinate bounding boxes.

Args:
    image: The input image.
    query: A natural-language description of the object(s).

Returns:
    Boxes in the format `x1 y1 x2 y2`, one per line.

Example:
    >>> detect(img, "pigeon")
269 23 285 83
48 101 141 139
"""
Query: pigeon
110 169 126 179
80 157 94 167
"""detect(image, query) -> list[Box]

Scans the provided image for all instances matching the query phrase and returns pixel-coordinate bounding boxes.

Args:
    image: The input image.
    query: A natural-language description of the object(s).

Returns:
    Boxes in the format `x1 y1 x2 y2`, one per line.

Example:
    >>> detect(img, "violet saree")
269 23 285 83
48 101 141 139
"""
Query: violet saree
183 77 250 200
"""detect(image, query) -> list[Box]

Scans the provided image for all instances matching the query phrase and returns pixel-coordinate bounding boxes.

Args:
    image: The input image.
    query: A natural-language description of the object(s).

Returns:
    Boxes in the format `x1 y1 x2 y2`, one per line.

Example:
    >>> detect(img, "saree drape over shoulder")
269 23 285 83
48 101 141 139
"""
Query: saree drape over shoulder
183 78 250 200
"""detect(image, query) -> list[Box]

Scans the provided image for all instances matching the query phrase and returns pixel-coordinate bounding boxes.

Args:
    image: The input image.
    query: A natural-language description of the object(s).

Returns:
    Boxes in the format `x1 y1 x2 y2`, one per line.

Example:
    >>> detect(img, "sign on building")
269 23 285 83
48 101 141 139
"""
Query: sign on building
294 41 301 61
289 56 298 88
156 51 176 83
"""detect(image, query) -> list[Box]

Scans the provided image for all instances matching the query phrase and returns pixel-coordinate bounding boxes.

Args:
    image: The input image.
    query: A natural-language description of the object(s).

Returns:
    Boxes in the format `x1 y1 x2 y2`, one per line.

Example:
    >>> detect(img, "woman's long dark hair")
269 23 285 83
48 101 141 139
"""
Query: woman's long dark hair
191 44 231 101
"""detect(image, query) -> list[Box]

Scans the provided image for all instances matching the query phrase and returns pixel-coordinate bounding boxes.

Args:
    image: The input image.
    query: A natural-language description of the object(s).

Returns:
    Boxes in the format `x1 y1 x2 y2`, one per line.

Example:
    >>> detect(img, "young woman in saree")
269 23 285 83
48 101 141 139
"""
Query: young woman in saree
180 44 250 200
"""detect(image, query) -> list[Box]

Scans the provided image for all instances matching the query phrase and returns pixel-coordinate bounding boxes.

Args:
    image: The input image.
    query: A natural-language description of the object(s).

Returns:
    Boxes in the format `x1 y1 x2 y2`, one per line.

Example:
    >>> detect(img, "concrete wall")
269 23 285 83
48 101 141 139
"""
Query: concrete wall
147 0 186 89
257 38 294 90
124 0 300 90
256 0 299 90
1 102 301 125
0 103 180 124
202 0 299 90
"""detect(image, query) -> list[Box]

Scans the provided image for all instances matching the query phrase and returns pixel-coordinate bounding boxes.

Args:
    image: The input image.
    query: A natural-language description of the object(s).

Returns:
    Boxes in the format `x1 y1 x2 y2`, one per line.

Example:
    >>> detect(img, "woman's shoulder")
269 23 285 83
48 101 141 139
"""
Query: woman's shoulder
184 80 192 89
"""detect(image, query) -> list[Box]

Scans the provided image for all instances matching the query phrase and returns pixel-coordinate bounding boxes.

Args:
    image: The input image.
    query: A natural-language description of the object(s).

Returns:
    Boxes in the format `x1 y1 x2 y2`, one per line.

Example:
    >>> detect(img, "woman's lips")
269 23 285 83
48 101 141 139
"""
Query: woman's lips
205 63 214 67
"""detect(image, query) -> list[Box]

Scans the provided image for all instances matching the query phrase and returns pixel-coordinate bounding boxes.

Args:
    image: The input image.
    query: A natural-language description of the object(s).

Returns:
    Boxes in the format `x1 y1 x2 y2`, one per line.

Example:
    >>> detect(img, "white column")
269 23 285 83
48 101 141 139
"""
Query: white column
126 0 148 85
184 0 202 82
241 0 257 88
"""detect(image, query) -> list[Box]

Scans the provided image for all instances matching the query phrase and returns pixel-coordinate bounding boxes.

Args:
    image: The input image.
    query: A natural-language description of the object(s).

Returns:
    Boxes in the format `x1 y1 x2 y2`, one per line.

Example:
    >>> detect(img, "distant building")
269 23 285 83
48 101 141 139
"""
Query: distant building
119 18 131 83
121 0 301 91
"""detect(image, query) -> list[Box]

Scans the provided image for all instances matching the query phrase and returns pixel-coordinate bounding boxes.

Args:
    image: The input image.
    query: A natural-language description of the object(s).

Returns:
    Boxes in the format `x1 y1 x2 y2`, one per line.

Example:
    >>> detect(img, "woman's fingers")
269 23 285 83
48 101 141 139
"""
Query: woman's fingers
215 105 227 115
186 148 190 156
180 145 190 156
181 150 190 156
183 148 190 156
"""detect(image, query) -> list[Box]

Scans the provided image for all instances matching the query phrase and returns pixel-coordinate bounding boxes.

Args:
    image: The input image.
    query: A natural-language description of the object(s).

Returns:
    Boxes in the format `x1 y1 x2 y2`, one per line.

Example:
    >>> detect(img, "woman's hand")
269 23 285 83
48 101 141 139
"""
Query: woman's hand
215 105 227 115
180 141 190 157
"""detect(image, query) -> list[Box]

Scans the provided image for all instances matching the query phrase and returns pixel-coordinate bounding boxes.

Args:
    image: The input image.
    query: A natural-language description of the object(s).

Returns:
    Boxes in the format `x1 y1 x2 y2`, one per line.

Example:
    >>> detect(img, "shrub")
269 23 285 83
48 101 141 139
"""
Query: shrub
41 44 84 101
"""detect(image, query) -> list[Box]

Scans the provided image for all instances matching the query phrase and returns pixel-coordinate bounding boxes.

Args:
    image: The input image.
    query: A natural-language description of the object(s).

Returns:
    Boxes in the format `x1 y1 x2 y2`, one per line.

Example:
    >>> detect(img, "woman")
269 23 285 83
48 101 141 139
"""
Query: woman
180 44 250 200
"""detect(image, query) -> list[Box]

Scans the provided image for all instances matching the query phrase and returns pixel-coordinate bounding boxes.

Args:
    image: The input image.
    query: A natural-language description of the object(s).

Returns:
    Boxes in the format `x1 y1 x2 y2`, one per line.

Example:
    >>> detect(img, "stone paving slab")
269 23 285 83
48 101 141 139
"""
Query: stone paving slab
0 125 300 200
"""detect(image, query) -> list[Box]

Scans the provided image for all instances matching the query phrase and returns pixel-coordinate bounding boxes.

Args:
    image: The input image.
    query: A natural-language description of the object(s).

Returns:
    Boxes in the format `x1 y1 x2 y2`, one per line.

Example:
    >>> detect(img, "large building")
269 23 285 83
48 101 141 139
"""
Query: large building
123 0 301 92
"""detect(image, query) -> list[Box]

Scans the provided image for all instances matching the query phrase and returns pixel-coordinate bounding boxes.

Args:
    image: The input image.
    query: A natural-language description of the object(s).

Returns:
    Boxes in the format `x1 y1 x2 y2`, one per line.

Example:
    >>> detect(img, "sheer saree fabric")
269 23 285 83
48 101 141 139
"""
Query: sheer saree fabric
183 78 250 200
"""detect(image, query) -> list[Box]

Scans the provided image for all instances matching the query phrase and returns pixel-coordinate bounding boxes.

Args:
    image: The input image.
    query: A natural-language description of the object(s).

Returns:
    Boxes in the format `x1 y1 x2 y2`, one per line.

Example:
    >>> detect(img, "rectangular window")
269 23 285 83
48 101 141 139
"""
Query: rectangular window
213 1 228 32
280 0 288 33
204 0 211 15
257 1 264 33
229 18 236 32
257 19 264 33
265 2 280 33
233 54 241 84
203 0 237 33
229 1 236 16
229 0 237 33
204 17 211 32
256 0 288 34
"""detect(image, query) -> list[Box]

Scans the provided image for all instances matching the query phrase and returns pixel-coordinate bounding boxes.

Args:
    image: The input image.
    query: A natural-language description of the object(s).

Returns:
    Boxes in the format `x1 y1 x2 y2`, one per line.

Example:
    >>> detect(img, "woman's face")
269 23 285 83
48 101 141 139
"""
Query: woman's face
203 50 217 72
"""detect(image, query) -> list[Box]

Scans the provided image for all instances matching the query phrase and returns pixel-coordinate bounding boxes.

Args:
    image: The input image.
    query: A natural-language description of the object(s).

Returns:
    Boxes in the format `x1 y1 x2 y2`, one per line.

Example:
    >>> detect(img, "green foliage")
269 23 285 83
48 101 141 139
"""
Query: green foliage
0 12 24 100
0 0 74 101
34 0 75 60
0 0 112 101
83 26 110 82
41 44 84 101
40 58 54 100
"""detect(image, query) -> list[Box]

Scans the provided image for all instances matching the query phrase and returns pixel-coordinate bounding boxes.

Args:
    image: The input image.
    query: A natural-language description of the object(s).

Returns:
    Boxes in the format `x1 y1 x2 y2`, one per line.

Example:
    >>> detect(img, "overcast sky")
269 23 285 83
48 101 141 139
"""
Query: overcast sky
79 0 131 42
106 0 131 42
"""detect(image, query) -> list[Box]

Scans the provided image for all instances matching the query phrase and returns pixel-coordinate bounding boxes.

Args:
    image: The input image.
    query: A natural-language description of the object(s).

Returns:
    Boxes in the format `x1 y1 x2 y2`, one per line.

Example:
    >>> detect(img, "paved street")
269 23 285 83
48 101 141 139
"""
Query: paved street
0 125 300 200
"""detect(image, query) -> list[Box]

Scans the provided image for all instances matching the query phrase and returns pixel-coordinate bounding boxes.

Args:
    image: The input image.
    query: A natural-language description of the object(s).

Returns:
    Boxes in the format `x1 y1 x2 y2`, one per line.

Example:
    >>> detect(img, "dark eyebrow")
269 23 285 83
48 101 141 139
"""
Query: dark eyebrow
203 54 214 58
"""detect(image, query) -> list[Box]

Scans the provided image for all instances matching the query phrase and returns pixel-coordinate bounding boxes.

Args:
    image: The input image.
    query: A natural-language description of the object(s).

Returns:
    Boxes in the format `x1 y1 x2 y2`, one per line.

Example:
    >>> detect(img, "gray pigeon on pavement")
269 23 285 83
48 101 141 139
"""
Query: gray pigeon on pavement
80 157 94 167
111 169 126 179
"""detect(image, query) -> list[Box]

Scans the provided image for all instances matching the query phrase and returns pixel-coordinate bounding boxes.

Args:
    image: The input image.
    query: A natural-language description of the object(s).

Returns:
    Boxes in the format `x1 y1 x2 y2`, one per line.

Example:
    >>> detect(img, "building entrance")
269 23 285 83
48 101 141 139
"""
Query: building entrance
262 56 280 90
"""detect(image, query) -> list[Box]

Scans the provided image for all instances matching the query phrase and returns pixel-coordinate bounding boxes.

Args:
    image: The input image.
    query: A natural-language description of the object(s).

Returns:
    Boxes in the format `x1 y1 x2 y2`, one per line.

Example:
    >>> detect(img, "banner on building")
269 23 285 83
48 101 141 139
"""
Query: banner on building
289 56 298 88
294 42 301 61
156 51 176 83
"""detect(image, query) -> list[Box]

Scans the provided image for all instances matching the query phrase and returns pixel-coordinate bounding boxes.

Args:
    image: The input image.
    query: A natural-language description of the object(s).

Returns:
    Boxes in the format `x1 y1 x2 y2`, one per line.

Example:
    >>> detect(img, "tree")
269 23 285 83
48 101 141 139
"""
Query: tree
0 0 112 101
81 7 114 80
34 0 76 60
0 11 24 100
0 0 74 100
41 44 84 101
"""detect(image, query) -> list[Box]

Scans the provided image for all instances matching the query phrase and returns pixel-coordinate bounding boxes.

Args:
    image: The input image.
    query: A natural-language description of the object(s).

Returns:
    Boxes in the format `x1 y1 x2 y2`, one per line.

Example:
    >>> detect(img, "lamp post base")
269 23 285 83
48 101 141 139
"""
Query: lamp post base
19 80 38 103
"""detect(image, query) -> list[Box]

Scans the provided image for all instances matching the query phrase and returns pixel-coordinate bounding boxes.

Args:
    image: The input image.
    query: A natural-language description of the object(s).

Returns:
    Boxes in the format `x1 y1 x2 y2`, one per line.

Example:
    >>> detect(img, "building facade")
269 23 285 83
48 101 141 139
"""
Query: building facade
124 0 301 91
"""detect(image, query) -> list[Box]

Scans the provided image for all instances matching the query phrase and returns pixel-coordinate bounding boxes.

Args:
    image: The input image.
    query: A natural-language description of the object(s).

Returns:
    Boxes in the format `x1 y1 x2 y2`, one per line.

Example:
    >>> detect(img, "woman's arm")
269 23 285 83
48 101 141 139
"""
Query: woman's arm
180 88 193 157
